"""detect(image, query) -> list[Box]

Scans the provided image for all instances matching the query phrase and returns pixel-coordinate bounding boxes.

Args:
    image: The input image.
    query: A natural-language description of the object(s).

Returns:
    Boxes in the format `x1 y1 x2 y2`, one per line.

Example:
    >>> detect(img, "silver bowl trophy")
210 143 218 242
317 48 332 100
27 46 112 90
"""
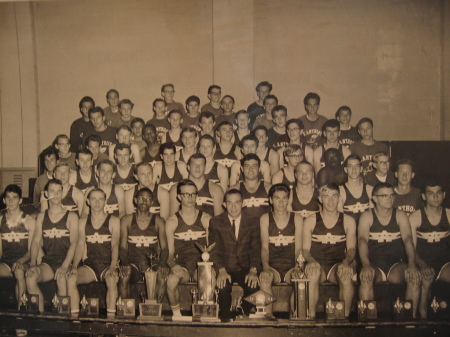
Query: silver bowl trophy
138 253 163 320
191 243 220 322
290 252 313 320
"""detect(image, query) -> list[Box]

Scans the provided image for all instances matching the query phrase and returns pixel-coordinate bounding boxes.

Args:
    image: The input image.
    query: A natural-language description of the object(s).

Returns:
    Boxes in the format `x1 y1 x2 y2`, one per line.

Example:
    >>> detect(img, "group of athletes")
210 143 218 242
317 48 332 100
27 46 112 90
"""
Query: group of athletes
0 82 448 323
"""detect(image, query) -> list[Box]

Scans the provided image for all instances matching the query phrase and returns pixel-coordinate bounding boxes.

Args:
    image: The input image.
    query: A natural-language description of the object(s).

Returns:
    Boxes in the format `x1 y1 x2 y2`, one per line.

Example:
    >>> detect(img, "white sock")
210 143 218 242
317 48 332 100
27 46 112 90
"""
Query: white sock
171 304 181 316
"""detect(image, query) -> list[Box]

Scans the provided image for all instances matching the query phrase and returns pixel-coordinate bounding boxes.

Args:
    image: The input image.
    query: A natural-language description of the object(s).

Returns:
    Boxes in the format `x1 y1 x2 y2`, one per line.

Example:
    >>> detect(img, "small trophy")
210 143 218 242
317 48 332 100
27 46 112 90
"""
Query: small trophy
242 290 276 320
357 300 377 321
80 295 99 316
138 253 163 320
116 296 135 318
290 252 313 321
392 297 413 320
26 294 40 313
429 297 449 320
19 293 28 311
58 296 71 315
52 294 60 313
191 243 220 322
235 297 245 318
325 298 346 321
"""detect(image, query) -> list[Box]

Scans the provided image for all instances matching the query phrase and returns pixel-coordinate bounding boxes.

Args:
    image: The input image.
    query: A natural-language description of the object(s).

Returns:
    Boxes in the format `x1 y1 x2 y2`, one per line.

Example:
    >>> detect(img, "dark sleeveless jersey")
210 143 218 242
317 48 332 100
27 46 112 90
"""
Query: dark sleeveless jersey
166 132 183 152
268 213 296 277
267 129 290 150
0 212 29 266
196 181 215 216
158 163 183 191
292 188 320 218
240 181 270 221
127 214 159 270
41 211 71 268
416 208 450 272
142 149 162 167
319 144 345 169
174 211 207 272
368 209 405 273
393 187 423 216
133 185 160 215
214 143 238 169
204 161 220 184
61 186 78 212
280 168 295 189
342 183 370 222
113 164 138 191
75 167 98 194
104 185 119 217
262 148 270 163
84 215 112 274
310 212 346 269
339 126 360 148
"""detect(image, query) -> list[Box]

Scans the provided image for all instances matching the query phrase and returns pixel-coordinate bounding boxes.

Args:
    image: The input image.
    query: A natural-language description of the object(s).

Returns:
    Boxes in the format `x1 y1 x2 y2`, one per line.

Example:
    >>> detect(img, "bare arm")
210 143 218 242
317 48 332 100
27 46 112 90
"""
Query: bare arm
29 213 44 266
165 215 178 268
108 216 121 269
217 164 229 192
119 215 132 266
156 216 169 267
302 214 317 264
259 214 270 272
210 182 224 216
294 213 304 260
168 184 180 216
397 210 416 267
16 216 36 265
304 145 314 166
343 214 357 264
357 210 372 267
72 216 87 268
73 187 85 217
152 163 162 185
115 185 126 219
201 213 211 245
131 144 142 164
261 162 271 184
157 186 170 221
124 188 135 215
229 162 241 186
312 147 322 175
268 150 280 177
271 170 283 185
177 161 189 179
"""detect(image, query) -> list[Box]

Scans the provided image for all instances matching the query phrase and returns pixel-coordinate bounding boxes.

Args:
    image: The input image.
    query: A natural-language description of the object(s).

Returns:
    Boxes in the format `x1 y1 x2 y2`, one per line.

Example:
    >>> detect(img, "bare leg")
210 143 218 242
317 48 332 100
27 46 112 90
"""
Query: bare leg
389 263 420 318
105 271 119 315
25 264 54 312
419 277 433 319
259 271 274 315
67 266 96 314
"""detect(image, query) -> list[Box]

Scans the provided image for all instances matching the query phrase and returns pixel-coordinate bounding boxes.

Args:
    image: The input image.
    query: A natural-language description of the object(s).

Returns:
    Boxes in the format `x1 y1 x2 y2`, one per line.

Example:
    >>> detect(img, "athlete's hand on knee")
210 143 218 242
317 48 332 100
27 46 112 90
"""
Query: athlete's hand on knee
105 266 118 279
360 265 375 282
11 262 24 272
26 266 40 278
217 269 231 289
245 270 259 288
305 262 321 278
171 265 184 279
419 265 435 281
405 265 421 285
337 262 353 281
259 270 272 284
55 266 68 280
158 266 170 280
119 265 131 278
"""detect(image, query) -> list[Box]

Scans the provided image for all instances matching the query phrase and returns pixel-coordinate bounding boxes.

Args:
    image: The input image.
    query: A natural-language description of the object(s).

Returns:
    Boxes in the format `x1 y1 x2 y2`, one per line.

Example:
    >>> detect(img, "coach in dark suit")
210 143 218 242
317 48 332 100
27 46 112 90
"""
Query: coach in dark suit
209 188 261 321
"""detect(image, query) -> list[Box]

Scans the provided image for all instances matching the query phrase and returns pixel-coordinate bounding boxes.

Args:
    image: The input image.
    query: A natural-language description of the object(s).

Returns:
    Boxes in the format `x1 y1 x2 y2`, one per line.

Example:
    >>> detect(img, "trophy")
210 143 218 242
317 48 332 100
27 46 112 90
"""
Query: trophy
392 297 413 320
80 295 99 316
116 295 135 318
429 296 449 320
190 243 220 322
357 300 377 321
52 294 60 313
20 293 39 313
19 293 28 311
138 253 163 320
325 298 346 321
241 290 276 320
290 252 313 320
52 293 70 315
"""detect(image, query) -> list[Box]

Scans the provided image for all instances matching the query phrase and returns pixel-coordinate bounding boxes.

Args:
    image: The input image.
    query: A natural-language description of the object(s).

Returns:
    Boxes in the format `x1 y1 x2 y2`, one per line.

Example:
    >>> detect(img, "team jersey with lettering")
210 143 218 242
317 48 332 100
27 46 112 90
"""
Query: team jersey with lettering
75 167 98 194
348 141 389 175
104 185 119 217
196 181 215 216
113 164 138 191
368 209 405 273
83 214 112 275
142 149 162 167
41 211 71 268
291 188 320 218
267 129 289 150
268 212 296 278
147 118 170 144
127 214 159 270
299 115 328 149
310 212 346 269
393 187 422 216
342 183 370 222
61 186 78 212
165 133 183 152
158 163 183 191
204 162 220 185
416 208 450 273
0 213 28 266
339 126 360 148
214 143 239 169
240 181 270 221
280 168 295 189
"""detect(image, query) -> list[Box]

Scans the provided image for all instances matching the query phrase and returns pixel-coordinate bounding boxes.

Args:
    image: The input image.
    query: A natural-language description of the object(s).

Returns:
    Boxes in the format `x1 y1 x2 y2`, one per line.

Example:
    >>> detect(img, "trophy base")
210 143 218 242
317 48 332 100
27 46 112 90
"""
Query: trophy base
137 300 162 320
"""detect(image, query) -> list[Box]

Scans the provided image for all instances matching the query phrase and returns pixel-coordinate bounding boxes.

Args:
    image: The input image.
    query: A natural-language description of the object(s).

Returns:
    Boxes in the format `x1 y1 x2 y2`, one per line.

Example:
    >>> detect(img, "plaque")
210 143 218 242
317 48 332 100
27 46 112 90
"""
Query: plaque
27 294 40 313
116 297 135 318
137 268 163 320
392 297 413 320
58 296 71 315
325 298 346 321
80 297 99 316
357 300 377 321
429 297 449 320
138 303 162 319
291 252 313 321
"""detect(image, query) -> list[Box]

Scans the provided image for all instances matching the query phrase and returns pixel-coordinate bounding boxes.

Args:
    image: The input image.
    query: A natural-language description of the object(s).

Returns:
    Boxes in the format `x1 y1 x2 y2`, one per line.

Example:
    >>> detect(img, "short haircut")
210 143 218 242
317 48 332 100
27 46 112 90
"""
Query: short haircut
240 134 259 148
372 152 389 163
221 95 235 104
161 84 174 92
343 154 361 167
42 146 60 161
54 162 70 171
356 117 373 129
168 109 182 118
235 109 249 121
180 126 198 139
153 98 167 107
323 148 343 163
423 181 446 194
116 125 133 135
88 106 105 117
53 134 70 148
79 96 95 109
131 117 145 128
269 183 291 199
253 125 268 136
271 105 287 118
263 94 278 105
119 98 134 109
396 158 415 172
159 142 176 156
283 144 303 158
286 118 304 130
256 81 272 92
44 178 63 192
177 179 198 195
134 161 153 175
197 134 216 150
106 89 119 99
224 188 243 202
114 143 131 155
3 184 22 199
186 95 200 106
335 105 352 119
372 182 394 196
76 148 93 160
208 85 221 94
85 134 102 147
322 119 340 132
216 120 233 130
143 123 157 133
87 187 106 199
199 111 215 123
136 187 154 200
294 160 314 173
187 153 206 166
319 182 340 195
303 92 321 105
97 159 116 171
241 153 261 167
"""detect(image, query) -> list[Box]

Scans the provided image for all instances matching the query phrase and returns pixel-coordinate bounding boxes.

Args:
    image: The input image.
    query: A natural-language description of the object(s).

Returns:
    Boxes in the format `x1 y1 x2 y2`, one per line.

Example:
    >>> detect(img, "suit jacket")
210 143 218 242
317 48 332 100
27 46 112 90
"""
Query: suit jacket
208 212 261 273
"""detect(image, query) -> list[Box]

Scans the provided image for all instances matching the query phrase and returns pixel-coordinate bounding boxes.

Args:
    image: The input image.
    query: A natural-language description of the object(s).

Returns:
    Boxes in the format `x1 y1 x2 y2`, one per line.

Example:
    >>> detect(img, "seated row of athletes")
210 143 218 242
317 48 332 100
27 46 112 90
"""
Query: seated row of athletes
1 152 449 321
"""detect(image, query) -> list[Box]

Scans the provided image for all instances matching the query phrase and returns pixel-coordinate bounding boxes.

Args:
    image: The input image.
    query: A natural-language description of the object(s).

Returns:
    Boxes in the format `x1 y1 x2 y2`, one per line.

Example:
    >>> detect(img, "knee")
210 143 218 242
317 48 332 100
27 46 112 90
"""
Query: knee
259 272 273 287
166 274 179 291
14 268 25 281
67 273 78 287
105 273 119 289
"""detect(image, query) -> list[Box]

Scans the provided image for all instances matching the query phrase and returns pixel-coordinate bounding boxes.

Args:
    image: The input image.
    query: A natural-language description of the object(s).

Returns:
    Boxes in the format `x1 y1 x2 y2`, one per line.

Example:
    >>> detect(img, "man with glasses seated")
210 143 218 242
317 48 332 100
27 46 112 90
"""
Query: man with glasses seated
358 182 421 318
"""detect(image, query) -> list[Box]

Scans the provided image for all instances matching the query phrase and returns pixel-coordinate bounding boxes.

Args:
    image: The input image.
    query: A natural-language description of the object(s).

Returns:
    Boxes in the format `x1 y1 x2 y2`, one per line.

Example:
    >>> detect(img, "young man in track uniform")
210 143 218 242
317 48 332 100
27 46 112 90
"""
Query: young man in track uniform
152 142 188 191
33 147 59 210
288 161 320 218
198 134 229 192
161 84 185 114
140 123 162 167
82 106 116 156
201 85 223 118
69 149 98 194
299 92 328 150
363 152 396 187
247 81 272 129
70 96 95 152
214 121 243 171
147 98 170 144
272 144 304 189
252 95 278 130
335 106 360 148
393 159 423 216
103 89 121 128
112 144 138 191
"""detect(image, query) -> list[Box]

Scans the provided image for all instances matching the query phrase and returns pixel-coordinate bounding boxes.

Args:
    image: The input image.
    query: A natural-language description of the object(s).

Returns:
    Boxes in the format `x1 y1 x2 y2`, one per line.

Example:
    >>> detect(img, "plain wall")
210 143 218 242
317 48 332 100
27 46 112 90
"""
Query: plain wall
0 0 449 171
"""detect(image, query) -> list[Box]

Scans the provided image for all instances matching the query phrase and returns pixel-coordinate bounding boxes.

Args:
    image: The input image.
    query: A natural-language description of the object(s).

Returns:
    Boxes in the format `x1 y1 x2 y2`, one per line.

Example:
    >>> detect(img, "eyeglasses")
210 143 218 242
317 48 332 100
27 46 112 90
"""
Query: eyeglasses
180 193 197 198
374 194 395 200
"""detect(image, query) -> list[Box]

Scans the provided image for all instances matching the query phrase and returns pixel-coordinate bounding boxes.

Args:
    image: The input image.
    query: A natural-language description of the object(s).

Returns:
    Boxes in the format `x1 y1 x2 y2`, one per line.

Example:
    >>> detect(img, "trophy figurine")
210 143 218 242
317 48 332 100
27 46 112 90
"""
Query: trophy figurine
116 296 125 316
80 295 88 316
357 299 377 321
429 296 449 320
138 252 162 320
191 243 220 322
19 292 28 311
52 294 60 313
325 297 345 321
393 297 413 320
290 252 313 320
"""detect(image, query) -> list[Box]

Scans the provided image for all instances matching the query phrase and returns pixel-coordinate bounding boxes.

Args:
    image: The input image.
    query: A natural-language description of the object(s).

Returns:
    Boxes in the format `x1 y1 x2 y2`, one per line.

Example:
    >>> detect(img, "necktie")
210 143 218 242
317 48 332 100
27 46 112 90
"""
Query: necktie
231 219 236 238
